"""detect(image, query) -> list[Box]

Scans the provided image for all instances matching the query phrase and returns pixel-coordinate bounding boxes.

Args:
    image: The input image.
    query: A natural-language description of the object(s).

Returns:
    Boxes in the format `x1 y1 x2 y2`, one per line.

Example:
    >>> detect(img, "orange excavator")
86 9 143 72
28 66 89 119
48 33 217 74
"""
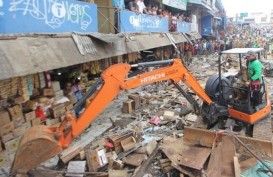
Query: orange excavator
11 58 271 175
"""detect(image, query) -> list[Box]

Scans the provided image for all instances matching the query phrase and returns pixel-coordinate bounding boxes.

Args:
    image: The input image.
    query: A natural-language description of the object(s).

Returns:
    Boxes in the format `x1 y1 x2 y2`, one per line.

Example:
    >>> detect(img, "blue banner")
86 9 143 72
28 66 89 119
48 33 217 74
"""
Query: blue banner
177 21 191 32
119 10 168 33
201 15 212 36
0 0 98 34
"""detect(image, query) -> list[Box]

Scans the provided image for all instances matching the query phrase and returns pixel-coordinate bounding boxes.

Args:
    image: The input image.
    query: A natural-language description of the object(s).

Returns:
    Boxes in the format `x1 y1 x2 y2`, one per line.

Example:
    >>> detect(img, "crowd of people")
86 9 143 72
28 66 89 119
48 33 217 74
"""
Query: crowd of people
113 0 192 32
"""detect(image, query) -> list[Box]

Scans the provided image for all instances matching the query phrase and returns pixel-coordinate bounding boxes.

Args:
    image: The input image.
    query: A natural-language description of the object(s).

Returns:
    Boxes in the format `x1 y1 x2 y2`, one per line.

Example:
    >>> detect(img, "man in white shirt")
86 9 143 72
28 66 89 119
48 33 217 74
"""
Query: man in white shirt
137 0 147 14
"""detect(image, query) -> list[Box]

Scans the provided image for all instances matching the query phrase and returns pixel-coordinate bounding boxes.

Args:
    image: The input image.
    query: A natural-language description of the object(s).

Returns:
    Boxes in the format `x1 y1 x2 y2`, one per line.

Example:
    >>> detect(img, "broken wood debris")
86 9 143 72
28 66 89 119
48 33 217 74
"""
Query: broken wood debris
26 55 273 177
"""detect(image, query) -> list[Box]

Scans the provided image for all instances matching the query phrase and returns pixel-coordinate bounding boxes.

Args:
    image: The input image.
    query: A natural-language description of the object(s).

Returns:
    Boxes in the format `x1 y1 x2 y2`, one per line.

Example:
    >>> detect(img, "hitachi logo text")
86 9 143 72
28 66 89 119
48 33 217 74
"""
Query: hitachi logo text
140 73 165 83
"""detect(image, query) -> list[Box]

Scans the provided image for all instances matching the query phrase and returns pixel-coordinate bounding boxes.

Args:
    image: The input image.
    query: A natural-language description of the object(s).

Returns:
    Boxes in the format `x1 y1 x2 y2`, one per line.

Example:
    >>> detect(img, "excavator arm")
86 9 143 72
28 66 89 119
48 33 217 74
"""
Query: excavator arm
11 59 215 175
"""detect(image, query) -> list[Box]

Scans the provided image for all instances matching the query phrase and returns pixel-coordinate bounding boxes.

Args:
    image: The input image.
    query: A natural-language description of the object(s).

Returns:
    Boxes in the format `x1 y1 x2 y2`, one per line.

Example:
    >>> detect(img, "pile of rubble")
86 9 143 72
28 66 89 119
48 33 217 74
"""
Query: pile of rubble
22 54 273 177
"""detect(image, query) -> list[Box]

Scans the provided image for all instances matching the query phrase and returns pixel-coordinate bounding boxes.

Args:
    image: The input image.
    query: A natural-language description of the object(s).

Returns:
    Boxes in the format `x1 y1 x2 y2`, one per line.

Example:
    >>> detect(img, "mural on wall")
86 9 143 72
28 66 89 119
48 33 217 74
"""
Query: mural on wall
0 0 98 34
120 10 168 32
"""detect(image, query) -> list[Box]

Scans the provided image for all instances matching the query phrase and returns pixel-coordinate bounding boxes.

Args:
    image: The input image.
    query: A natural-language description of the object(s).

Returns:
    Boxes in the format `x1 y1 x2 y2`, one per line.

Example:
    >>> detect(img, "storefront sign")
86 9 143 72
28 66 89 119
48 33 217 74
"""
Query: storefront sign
177 21 191 32
119 10 168 33
162 0 187 10
0 0 98 34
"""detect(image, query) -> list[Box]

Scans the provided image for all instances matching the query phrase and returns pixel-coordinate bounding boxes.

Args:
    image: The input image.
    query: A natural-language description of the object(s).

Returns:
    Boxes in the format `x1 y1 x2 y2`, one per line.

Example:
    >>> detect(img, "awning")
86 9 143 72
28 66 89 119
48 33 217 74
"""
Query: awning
0 32 192 80
185 32 202 40
207 10 215 17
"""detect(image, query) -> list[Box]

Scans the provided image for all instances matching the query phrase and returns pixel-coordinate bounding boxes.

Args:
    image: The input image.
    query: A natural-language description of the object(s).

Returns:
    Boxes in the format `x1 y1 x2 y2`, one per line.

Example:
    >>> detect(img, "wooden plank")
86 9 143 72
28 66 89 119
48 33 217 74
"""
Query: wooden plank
160 158 171 164
184 127 273 160
66 161 86 177
131 146 159 177
207 142 222 177
178 146 211 170
221 136 235 176
108 170 128 177
120 136 136 152
233 156 241 177
85 146 101 172
163 165 174 173
122 153 146 167
60 145 83 164
239 157 258 172
171 162 195 177
160 137 195 176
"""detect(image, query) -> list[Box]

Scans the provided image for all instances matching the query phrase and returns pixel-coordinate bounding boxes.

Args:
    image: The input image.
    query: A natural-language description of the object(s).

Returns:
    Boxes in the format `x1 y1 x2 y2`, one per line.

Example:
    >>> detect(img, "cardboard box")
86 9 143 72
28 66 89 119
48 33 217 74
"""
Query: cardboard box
24 111 36 121
22 121 32 129
13 126 27 137
50 104 66 118
52 81 61 92
128 94 141 110
60 114 66 121
55 90 64 100
0 111 11 127
3 138 20 154
1 132 14 143
31 118 41 126
13 117 25 128
0 151 11 168
86 147 108 172
65 102 74 111
41 88 55 96
14 96 26 105
0 122 14 136
8 152 16 165
67 94 77 104
8 105 23 120
46 118 60 126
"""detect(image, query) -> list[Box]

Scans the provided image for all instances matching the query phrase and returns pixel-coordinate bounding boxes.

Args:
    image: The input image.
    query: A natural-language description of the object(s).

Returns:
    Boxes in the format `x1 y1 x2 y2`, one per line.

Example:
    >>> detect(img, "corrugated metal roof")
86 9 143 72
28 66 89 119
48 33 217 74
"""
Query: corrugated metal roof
0 32 192 80
72 34 98 55
186 32 202 40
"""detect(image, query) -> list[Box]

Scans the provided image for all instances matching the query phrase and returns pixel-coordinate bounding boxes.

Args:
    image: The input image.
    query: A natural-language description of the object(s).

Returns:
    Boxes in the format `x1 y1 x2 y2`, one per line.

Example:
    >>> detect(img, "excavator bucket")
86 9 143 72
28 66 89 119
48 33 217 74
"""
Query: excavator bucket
11 125 62 175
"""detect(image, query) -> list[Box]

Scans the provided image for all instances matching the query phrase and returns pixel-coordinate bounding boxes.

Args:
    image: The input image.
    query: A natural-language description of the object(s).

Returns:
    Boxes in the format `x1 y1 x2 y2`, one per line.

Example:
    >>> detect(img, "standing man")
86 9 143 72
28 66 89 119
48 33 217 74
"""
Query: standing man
137 0 147 14
245 50 263 108
113 0 125 33
127 0 139 13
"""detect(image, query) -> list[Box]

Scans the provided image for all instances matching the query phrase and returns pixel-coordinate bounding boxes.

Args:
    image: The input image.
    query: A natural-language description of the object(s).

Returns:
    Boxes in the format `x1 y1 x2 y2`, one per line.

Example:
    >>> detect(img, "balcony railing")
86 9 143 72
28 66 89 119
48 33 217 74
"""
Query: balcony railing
119 10 169 33
98 5 195 33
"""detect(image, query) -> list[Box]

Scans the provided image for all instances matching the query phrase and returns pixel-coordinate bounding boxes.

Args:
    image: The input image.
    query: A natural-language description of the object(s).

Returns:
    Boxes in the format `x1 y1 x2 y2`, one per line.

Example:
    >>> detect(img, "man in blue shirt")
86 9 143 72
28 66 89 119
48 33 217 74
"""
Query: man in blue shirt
113 0 125 33
113 0 125 9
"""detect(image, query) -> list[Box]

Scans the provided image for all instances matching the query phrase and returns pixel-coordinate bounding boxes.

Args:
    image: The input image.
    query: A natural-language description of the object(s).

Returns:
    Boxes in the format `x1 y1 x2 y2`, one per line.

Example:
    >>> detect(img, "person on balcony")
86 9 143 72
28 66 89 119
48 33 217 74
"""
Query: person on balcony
127 0 139 13
170 12 178 32
162 9 169 17
150 5 158 16
113 0 125 33
157 7 163 17
185 16 191 23
137 0 148 14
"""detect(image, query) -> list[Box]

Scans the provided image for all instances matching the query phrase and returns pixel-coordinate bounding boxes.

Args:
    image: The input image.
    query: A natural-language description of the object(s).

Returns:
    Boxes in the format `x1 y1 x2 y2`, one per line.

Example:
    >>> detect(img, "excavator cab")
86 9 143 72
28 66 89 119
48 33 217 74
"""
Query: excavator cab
204 48 271 132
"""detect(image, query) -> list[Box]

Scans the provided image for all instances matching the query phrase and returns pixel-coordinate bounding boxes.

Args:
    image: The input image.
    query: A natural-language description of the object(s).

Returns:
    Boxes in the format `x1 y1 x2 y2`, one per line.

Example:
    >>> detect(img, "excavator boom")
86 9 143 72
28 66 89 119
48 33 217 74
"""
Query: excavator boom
11 59 214 175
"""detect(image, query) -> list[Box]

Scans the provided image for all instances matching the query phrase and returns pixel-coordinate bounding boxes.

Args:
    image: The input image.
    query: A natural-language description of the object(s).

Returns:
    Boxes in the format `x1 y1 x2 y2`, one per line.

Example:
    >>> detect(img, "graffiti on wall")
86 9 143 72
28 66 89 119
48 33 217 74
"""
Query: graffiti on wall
0 0 97 34
9 0 92 30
